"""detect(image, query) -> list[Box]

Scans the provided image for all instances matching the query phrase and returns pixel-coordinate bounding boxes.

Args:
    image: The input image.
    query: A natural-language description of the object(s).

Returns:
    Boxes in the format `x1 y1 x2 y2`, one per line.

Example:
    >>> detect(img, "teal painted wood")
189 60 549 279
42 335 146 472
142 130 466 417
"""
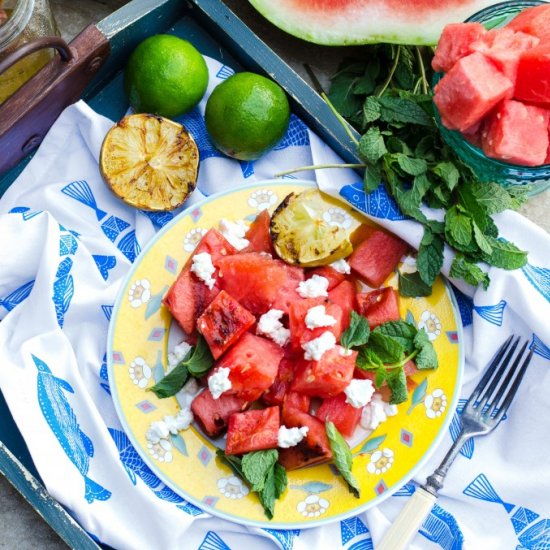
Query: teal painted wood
0 443 101 549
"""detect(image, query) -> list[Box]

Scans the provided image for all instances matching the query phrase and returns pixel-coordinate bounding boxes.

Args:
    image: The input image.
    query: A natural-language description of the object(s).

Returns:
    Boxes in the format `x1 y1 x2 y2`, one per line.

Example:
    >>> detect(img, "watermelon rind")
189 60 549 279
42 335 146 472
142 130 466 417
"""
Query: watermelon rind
248 0 501 46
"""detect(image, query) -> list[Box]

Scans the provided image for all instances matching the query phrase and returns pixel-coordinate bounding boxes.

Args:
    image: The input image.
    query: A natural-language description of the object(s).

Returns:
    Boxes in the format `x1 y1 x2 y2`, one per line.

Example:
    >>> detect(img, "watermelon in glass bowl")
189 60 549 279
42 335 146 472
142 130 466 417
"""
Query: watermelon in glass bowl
432 0 550 195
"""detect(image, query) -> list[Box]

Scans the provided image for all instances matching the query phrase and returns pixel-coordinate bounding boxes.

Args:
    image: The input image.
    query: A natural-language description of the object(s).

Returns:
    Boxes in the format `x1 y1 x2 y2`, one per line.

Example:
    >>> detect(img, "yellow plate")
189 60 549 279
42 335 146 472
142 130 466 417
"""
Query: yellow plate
108 180 463 529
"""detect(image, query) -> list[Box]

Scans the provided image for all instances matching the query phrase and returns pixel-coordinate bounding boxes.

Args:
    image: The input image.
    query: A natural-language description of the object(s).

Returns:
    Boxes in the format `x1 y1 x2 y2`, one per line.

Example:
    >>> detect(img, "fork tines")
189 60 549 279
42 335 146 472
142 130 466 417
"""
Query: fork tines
466 335 534 423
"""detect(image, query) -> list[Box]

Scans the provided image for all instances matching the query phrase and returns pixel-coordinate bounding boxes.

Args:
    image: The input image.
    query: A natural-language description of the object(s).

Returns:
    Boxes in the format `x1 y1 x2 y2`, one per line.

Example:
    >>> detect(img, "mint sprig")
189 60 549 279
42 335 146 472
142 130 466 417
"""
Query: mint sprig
148 335 214 398
326 46 529 291
326 421 360 498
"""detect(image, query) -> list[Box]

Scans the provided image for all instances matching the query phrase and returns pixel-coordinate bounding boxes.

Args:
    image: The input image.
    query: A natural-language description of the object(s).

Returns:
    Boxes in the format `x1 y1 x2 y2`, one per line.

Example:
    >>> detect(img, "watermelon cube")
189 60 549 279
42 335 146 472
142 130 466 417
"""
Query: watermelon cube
225 406 280 455
507 4 550 44
471 28 539 84
348 228 408 288
481 99 549 166
191 390 249 438
328 279 358 330
432 23 487 73
356 286 400 329
434 52 514 133
196 290 256 359
515 46 550 106
316 393 363 438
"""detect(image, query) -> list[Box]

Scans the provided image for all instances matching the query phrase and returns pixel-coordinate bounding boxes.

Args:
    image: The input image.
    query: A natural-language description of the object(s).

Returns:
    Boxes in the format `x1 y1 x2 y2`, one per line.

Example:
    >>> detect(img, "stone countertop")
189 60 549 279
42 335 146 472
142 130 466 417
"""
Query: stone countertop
1 1 549 549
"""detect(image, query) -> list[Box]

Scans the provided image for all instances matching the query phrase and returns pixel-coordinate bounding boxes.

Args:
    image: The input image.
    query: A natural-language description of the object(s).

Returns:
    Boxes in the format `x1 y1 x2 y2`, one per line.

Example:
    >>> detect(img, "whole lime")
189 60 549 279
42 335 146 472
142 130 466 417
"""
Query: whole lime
124 34 209 118
205 72 290 160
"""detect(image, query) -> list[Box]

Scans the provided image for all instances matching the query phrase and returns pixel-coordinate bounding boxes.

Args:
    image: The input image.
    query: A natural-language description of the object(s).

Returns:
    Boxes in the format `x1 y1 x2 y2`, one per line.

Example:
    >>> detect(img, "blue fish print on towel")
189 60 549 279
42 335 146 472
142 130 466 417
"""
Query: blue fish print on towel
101 215 131 242
395 483 464 549
263 528 300 550
99 353 110 395
198 531 231 550
531 333 550 361
464 474 550 549
450 285 473 327
274 114 310 149
53 257 74 328
239 160 255 179
34 355 111 503
474 300 507 326
61 180 107 221
140 210 174 230
117 230 141 263
339 182 406 221
449 400 474 459
0 280 34 312
522 263 550 303
59 231 79 256
108 428 202 516
92 255 117 281
340 517 372 550
216 65 235 80
8 205 42 220
179 108 222 161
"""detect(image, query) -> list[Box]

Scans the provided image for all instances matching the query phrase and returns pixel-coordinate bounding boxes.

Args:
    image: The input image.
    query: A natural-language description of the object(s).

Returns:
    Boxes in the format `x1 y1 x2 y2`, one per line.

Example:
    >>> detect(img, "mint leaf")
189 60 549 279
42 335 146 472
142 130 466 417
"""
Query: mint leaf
373 320 417 352
241 450 278 492
358 127 387 164
445 206 473 248
368 331 404 363
363 96 381 123
433 162 459 191
399 270 432 297
483 238 528 270
257 463 288 520
417 230 444 286
450 256 490 290
364 162 382 193
395 153 427 176
470 181 513 215
341 311 371 350
414 329 438 369
356 346 384 370
216 449 244 478
387 367 408 405
326 421 360 498
328 73 362 117
148 358 191 398
375 367 388 388
185 335 215 377
473 222 493 255
378 95 433 126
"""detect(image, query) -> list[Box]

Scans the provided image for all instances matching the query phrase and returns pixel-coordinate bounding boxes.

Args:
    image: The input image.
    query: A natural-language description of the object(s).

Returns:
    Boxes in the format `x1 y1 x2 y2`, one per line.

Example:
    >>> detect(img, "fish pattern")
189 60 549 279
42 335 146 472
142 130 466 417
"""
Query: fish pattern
101 215 130 242
140 210 174 230
339 182 406 221
52 257 75 328
179 108 223 161
522 263 550 303
473 300 507 327
0 280 34 312
274 114 310 149
239 160 255 179
340 516 372 549
394 483 464 549
61 180 107 221
108 428 202 516
8 205 42 220
92 255 117 281
450 285 474 328
530 333 550 361
198 531 231 550
464 474 550 549
99 353 110 395
34 354 111 503
263 528 300 550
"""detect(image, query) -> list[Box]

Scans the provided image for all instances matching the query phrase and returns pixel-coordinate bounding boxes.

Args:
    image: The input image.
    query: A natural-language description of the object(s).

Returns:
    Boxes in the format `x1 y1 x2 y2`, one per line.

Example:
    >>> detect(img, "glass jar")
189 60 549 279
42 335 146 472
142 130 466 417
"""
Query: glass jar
0 0 59 104
433 0 550 196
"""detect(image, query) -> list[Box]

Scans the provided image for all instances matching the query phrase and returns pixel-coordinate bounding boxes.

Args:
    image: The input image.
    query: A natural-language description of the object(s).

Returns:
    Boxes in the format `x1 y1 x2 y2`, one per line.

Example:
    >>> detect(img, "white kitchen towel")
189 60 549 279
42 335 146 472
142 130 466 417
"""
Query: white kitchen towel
1 56 549 550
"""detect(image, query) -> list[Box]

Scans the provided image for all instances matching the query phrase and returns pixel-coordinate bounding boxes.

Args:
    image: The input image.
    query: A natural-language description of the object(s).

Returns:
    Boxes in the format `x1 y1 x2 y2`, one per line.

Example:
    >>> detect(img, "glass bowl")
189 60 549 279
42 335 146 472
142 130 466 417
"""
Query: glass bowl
432 0 550 195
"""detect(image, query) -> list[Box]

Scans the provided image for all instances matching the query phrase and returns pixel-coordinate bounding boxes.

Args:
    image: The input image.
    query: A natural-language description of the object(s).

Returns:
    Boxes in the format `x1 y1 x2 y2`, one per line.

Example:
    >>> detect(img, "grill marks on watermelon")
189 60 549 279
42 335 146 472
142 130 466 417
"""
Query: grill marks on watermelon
225 406 280 455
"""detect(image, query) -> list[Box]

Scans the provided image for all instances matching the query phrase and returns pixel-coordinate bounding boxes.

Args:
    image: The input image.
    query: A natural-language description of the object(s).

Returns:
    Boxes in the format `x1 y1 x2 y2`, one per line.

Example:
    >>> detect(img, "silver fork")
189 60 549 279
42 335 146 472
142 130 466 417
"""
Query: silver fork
378 335 534 550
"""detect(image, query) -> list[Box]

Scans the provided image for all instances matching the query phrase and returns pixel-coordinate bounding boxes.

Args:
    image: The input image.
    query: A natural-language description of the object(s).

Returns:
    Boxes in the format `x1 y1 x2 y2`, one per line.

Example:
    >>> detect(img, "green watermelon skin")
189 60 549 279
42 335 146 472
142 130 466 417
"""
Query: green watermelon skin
248 0 500 46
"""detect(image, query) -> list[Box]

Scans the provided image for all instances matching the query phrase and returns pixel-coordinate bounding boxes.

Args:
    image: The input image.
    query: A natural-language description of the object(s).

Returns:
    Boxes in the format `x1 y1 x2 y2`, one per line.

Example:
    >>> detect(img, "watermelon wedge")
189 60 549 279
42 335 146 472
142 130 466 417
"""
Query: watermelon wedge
247 0 499 46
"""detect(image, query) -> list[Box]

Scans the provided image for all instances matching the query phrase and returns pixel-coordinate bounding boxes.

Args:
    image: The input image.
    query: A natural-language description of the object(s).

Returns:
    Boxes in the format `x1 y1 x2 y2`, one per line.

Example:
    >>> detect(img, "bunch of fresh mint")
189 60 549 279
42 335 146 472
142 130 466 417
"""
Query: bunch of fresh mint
328 44 529 292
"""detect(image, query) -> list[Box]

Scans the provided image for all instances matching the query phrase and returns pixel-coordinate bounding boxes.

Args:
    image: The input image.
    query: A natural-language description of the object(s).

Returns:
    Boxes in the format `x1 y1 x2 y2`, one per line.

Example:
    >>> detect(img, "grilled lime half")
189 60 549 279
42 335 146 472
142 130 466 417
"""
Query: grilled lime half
100 113 199 211
270 188 353 267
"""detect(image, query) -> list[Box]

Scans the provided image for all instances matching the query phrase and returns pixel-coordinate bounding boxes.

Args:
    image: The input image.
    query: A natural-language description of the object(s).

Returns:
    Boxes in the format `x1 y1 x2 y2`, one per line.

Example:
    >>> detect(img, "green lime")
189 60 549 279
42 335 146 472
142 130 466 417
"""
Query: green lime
124 34 208 118
205 72 290 160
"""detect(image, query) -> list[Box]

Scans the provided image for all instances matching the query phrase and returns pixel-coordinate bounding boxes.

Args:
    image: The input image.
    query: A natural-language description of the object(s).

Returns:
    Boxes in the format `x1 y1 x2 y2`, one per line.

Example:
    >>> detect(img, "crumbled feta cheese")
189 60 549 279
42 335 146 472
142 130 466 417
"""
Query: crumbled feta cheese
277 425 309 448
191 252 216 289
331 258 351 274
345 379 375 409
297 275 329 298
164 408 194 433
146 420 170 443
305 305 337 329
208 367 232 399
302 331 336 361
257 309 290 347
219 218 250 251
360 393 397 431
168 340 192 371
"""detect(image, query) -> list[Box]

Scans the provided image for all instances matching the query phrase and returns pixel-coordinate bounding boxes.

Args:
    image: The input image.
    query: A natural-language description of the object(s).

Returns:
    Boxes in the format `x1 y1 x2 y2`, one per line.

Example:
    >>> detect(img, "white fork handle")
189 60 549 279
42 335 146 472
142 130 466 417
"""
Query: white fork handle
376 487 437 550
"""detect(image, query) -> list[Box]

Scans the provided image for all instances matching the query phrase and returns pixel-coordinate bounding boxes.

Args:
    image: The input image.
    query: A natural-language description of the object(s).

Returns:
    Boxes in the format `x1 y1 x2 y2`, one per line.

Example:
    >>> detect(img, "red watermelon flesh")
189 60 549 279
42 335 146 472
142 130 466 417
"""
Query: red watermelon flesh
515 46 550 106
248 0 499 46
432 23 486 73
470 28 540 83
434 52 514 132
507 4 550 44
481 99 549 166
